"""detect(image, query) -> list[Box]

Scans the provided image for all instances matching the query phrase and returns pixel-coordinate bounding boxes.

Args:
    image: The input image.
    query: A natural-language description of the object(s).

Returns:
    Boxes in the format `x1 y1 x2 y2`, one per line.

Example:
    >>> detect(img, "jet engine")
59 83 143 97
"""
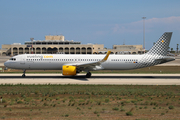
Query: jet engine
62 65 76 76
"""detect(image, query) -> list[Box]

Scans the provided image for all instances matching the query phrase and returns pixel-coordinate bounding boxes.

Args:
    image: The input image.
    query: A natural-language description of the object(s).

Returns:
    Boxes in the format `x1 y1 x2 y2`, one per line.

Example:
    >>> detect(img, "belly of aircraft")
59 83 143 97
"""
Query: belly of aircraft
102 62 137 70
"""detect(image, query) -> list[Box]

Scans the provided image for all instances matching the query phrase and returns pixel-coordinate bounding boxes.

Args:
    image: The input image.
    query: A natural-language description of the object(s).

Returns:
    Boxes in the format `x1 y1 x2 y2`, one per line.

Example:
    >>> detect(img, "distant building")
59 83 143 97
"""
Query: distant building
0 35 144 56
113 45 144 54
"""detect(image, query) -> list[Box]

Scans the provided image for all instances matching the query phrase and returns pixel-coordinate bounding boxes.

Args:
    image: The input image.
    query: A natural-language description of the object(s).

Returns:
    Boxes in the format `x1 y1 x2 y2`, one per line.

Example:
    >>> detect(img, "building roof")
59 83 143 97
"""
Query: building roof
24 40 81 45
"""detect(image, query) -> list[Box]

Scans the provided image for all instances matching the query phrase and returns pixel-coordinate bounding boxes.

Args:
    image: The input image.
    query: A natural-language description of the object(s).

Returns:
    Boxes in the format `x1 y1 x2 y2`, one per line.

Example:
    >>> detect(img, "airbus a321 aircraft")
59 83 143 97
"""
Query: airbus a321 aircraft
4 32 175 78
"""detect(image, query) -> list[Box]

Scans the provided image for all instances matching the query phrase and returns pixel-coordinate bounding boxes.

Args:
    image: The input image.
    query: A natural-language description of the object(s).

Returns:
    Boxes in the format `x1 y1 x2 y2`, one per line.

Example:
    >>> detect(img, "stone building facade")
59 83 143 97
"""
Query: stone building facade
0 35 144 56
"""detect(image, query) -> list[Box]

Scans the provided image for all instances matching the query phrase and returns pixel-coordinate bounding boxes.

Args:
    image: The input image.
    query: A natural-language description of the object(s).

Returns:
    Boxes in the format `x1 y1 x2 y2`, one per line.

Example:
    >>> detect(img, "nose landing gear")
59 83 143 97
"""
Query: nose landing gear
22 69 26 77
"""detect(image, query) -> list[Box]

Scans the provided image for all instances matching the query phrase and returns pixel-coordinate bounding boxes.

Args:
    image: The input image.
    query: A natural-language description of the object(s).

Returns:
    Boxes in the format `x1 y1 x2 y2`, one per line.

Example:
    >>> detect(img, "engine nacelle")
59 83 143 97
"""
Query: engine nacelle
62 65 77 76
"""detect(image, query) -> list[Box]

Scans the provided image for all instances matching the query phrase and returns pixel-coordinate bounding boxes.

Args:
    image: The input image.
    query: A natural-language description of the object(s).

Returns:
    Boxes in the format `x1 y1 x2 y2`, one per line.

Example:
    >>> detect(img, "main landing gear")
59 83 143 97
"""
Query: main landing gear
86 72 91 78
22 69 26 77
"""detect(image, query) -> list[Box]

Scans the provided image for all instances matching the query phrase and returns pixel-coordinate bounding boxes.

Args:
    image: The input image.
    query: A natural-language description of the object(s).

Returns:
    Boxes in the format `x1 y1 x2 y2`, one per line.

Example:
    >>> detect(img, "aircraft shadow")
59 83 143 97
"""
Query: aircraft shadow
90 76 180 79
0 75 180 80
0 75 89 81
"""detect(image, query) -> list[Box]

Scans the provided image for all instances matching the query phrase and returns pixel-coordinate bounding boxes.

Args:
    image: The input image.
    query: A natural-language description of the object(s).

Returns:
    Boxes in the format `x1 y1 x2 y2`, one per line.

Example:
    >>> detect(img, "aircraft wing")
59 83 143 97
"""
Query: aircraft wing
64 51 111 71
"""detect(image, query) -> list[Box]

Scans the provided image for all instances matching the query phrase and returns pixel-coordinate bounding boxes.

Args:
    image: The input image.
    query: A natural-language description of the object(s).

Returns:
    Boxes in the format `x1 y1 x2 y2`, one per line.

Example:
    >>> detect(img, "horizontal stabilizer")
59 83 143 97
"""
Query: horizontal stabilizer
155 56 175 64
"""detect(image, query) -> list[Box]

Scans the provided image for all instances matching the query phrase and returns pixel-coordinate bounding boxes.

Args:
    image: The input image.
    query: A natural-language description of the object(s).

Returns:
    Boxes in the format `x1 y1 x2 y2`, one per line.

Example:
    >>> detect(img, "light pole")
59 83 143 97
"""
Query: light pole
30 38 34 54
177 44 179 54
142 17 146 53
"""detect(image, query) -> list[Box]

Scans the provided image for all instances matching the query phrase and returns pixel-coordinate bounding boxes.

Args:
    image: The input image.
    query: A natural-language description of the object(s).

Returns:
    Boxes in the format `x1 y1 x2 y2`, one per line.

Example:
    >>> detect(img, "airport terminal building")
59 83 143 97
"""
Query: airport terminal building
0 35 144 56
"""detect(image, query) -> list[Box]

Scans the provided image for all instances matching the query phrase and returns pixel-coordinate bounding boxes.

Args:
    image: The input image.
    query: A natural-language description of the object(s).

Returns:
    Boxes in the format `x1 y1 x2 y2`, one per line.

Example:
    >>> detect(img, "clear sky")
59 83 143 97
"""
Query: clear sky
0 0 180 50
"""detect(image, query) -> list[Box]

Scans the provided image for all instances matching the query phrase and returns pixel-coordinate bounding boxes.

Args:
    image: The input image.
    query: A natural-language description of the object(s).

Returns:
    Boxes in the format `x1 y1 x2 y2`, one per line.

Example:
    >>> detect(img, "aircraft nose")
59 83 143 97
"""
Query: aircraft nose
4 61 9 67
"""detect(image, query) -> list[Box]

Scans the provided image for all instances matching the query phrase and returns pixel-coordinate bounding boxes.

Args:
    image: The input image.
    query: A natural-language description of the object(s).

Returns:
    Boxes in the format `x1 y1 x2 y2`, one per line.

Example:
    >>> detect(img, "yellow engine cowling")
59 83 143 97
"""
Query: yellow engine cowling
62 65 77 76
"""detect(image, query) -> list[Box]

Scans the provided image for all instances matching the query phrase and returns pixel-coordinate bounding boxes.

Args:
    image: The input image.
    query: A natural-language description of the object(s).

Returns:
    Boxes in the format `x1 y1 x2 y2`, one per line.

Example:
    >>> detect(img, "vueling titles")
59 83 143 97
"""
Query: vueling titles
27 55 53 59
44 55 53 58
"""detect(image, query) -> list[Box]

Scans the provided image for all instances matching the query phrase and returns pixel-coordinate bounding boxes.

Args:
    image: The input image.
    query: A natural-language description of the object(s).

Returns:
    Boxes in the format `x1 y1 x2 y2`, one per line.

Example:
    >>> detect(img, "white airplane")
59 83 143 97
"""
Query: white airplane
4 32 175 78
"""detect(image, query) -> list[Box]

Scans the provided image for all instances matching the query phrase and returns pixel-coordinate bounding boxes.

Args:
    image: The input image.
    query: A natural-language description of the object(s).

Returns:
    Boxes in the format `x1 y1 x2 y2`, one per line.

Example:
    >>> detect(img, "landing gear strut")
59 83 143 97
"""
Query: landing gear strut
86 72 91 78
22 69 26 77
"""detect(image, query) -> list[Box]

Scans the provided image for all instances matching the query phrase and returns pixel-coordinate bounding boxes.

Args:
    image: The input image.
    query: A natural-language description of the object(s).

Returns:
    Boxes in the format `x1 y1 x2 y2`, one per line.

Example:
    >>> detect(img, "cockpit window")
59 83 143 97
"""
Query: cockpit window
9 58 16 61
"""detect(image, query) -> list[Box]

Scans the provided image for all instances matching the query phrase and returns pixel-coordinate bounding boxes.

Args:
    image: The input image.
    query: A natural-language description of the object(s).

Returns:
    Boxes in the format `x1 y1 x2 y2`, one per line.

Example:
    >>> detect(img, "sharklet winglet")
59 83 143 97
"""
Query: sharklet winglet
101 51 111 62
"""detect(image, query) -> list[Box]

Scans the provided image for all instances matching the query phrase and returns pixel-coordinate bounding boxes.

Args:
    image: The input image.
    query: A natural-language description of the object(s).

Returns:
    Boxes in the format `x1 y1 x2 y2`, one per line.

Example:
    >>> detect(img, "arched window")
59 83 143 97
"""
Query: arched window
81 47 86 54
76 47 80 54
65 47 69 54
19 47 23 54
36 47 41 54
87 47 92 54
70 47 75 54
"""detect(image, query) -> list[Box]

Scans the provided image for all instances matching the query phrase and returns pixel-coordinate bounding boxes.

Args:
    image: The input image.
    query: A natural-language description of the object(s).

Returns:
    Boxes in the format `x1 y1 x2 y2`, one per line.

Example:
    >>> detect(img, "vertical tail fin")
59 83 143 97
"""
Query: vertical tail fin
147 32 172 56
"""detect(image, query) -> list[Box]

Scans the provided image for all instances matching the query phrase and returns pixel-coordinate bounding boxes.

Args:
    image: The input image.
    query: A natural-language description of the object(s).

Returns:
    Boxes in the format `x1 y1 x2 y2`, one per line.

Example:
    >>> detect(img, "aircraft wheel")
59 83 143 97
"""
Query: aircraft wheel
22 69 26 77
86 72 91 78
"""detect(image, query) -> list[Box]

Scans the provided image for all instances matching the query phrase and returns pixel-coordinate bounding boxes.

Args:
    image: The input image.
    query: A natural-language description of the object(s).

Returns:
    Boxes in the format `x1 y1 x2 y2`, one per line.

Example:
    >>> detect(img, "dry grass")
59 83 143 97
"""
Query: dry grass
0 85 180 119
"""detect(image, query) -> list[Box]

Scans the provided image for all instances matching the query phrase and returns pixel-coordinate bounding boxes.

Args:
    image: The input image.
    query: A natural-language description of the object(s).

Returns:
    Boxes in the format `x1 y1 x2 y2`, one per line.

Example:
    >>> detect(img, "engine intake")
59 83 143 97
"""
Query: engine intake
62 65 76 76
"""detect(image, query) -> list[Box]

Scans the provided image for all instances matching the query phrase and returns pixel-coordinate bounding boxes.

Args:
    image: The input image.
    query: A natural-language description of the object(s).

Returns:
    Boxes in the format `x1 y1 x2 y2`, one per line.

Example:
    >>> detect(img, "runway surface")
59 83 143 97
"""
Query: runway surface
0 74 180 85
